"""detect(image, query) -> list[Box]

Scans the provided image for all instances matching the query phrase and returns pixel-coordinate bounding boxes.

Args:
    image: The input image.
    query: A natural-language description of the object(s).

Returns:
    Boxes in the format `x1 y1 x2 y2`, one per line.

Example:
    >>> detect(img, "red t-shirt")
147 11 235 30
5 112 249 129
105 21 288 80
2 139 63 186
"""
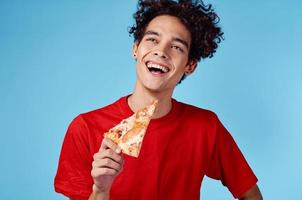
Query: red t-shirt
54 96 258 200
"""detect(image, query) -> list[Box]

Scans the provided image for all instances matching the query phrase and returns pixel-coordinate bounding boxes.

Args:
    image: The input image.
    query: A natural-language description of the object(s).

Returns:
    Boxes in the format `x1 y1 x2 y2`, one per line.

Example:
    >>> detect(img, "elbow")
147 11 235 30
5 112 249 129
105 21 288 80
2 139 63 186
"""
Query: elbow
238 184 263 200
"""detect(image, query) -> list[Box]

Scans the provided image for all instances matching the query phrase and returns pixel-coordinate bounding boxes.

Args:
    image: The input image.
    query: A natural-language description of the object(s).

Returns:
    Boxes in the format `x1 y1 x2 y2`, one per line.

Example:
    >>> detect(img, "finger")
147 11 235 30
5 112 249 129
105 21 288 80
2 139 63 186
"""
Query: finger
94 149 123 163
100 138 121 153
92 158 122 172
91 167 118 178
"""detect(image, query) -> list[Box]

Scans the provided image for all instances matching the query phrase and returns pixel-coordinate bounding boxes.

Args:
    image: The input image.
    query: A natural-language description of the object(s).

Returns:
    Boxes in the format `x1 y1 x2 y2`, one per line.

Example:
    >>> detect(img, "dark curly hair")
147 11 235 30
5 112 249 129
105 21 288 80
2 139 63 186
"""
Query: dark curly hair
129 0 224 82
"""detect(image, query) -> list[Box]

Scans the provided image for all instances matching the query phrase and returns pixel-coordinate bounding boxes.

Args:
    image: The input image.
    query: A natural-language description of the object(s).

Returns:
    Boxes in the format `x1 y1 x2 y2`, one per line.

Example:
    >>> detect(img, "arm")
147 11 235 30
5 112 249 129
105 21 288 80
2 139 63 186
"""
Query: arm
70 184 109 200
88 138 124 200
87 185 110 200
238 184 263 200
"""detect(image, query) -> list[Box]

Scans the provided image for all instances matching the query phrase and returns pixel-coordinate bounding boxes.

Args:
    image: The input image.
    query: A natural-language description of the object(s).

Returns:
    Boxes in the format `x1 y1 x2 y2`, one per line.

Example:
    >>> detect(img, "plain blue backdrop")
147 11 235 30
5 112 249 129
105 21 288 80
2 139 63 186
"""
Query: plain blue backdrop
1 0 301 199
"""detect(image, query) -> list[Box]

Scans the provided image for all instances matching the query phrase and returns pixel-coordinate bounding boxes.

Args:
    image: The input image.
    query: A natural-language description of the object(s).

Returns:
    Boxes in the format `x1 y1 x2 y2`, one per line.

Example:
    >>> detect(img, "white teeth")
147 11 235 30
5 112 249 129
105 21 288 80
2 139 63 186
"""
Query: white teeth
147 62 169 73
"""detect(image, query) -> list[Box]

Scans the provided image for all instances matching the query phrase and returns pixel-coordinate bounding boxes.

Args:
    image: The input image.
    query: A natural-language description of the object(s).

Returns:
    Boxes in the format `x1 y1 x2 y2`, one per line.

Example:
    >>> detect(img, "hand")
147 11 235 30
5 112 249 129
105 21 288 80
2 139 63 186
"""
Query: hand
91 138 124 193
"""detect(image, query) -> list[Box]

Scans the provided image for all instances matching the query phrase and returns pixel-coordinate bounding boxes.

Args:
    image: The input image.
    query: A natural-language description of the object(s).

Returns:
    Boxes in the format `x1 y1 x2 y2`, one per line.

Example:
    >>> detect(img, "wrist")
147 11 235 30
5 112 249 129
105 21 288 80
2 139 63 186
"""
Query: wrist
93 184 109 193
90 184 110 200
93 184 110 194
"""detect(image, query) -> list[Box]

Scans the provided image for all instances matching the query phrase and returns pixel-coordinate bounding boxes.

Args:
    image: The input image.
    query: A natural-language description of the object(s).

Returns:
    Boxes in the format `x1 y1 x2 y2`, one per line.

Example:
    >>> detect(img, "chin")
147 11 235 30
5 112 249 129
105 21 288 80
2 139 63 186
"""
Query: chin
145 85 162 93
137 78 171 93
144 83 174 94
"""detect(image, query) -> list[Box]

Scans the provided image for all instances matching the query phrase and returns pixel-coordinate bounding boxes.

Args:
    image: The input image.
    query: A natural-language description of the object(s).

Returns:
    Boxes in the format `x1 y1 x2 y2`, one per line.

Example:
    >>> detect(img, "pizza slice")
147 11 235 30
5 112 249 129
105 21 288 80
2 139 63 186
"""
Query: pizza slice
104 100 158 157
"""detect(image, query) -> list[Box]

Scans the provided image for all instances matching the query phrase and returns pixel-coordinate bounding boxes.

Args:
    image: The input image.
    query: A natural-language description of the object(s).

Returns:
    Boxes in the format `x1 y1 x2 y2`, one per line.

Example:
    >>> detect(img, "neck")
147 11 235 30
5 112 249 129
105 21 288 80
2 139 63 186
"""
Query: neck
128 82 174 119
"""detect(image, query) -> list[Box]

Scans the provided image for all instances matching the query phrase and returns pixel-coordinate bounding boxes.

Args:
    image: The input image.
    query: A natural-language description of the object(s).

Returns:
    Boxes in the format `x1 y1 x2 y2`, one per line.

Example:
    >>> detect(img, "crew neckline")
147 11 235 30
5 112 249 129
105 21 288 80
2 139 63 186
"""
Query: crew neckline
118 95 180 123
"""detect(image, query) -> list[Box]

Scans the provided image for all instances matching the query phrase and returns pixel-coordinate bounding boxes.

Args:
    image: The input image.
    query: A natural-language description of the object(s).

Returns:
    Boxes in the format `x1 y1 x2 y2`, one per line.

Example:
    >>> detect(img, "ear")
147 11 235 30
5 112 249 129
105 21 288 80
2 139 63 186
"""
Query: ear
184 60 197 75
132 42 138 59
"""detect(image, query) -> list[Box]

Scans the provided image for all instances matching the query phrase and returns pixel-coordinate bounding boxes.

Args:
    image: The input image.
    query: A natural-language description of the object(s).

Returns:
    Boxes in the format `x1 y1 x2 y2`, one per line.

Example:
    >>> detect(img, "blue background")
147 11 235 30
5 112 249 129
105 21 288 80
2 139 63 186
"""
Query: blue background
1 0 301 199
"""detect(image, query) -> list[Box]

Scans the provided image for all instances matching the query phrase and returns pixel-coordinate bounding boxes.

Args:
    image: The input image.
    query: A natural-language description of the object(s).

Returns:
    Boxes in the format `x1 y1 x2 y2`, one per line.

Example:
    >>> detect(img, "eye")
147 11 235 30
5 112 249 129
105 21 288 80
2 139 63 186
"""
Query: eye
171 45 184 53
146 37 158 44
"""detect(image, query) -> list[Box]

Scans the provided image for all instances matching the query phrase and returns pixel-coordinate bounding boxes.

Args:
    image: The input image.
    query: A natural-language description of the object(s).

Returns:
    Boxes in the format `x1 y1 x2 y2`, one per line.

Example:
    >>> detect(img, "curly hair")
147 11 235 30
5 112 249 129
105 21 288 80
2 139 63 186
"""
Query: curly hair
129 0 224 82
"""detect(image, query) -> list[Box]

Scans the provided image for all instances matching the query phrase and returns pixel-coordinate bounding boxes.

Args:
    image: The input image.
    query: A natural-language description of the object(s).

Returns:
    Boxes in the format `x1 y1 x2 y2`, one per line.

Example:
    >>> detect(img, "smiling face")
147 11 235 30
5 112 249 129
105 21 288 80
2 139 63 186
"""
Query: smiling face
132 15 197 94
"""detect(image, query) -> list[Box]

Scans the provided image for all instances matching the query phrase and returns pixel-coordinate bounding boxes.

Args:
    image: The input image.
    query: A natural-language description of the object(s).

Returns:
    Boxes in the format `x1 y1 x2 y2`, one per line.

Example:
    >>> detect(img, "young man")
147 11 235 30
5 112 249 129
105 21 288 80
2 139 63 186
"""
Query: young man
55 1 262 200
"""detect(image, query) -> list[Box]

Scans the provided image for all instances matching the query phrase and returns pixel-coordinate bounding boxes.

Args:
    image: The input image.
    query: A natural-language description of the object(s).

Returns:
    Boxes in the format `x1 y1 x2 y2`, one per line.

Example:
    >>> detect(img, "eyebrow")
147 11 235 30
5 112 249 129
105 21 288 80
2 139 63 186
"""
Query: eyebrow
144 30 189 49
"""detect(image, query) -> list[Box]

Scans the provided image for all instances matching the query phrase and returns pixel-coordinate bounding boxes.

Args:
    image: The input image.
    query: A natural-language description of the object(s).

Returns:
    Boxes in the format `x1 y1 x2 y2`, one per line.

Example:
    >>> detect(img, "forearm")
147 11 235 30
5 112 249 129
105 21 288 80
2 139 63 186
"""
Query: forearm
87 185 110 200
88 191 109 200
238 185 263 200
239 196 262 200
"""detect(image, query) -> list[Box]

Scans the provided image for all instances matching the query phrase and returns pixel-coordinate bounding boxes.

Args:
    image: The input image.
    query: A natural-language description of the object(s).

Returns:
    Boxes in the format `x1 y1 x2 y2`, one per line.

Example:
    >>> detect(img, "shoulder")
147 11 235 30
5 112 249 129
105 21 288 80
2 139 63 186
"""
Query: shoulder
70 97 127 133
174 100 225 139
173 100 222 149
176 100 218 123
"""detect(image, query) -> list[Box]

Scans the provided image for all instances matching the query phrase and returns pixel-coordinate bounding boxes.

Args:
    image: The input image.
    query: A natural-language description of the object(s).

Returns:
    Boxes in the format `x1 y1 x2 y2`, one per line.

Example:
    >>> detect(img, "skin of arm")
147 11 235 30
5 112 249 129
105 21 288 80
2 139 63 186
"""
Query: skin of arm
69 138 124 200
239 184 263 200
71 183 263 200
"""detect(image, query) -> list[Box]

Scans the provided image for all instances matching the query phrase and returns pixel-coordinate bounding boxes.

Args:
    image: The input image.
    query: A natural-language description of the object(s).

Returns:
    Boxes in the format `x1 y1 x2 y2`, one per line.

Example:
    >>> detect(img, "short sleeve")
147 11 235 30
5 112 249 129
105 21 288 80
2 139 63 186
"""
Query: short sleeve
205 116 258 198
54 115 93 200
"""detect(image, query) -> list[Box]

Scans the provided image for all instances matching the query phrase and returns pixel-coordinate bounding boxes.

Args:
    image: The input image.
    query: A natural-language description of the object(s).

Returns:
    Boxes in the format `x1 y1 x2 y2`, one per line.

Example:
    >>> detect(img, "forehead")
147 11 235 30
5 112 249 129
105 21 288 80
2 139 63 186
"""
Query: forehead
144 15 191 44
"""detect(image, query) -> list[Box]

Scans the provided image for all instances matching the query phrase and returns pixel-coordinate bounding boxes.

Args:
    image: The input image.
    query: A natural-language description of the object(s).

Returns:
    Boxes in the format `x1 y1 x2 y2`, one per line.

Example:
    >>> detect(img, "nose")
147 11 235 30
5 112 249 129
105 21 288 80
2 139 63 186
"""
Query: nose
153 51 167 59
153 44 169 59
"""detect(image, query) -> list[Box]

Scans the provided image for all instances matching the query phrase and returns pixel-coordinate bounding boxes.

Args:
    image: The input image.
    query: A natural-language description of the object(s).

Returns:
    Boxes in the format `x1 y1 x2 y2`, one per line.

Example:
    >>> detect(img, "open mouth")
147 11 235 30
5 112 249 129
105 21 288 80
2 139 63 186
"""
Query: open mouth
146 62 170 74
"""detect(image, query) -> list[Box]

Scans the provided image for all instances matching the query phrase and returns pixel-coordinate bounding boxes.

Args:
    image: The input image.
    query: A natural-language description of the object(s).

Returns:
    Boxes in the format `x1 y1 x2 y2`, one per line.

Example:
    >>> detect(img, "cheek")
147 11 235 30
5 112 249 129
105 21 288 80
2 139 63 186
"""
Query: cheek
137 47 148 59
138 42 154 53
171 50 189 62
173 58 189 72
